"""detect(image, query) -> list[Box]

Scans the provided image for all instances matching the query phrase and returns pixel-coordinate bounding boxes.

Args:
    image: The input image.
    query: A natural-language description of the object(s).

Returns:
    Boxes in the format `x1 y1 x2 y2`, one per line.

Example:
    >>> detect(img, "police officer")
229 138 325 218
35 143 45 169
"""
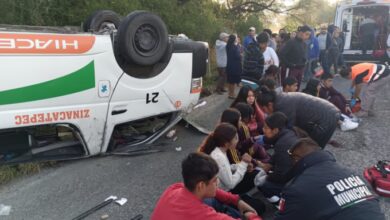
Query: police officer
275 138 385 220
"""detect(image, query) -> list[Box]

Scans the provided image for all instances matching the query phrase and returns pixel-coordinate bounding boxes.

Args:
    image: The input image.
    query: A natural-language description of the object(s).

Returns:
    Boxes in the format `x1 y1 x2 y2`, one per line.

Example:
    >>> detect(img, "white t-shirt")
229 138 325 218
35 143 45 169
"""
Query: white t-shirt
263 47 279 73
210 147 248 191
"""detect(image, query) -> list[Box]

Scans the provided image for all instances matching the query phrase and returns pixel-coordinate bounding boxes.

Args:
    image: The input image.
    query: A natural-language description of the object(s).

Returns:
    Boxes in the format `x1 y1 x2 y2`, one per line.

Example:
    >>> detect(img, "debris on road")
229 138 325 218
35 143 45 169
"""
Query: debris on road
101 214 109 220
194 100 207 109
115 198 128 206
175 146 182 152
166 129 176 139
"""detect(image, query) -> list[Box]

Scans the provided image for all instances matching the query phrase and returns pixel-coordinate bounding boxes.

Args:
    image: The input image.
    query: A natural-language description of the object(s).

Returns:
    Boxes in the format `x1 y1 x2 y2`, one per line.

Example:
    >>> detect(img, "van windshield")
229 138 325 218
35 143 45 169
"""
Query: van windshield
342 5 389 52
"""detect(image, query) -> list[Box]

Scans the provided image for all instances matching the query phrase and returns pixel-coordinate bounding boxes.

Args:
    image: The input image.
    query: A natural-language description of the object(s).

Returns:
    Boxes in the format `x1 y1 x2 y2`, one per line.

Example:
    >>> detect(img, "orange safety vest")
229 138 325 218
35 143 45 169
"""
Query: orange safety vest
351 63 377 84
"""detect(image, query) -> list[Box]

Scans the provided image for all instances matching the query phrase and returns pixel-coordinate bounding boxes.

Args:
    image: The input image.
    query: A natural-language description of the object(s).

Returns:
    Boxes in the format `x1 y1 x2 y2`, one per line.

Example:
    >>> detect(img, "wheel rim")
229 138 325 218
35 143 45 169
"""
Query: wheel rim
133 24 159 57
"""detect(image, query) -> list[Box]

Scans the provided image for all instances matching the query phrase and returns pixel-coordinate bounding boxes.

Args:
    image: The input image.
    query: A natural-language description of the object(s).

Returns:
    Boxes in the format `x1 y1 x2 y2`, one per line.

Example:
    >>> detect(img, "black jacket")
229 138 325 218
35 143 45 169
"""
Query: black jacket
275 151 385 220
279 37 307 68
274 93 340 148
243 42 264 80
267 128 298 184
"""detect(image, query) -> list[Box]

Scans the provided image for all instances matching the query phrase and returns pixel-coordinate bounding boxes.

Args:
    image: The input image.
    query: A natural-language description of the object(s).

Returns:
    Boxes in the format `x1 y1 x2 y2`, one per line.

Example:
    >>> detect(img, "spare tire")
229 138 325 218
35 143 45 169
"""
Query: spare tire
117 11 169 66
83 10 121 32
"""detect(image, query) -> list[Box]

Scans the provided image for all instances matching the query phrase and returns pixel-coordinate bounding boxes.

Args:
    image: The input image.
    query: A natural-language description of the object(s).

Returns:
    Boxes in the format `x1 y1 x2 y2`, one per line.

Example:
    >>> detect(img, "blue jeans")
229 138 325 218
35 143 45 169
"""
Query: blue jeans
203 198 241 218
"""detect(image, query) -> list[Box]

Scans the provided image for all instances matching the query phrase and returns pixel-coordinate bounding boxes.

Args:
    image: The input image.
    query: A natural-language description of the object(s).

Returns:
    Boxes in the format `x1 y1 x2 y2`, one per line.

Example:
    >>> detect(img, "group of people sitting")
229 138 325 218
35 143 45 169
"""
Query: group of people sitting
151 82 386 219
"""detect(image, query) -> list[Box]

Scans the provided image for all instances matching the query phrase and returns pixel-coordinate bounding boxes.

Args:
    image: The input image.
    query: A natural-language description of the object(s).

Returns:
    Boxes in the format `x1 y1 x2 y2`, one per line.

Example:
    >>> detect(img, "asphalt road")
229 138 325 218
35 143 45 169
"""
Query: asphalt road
0 77 389 220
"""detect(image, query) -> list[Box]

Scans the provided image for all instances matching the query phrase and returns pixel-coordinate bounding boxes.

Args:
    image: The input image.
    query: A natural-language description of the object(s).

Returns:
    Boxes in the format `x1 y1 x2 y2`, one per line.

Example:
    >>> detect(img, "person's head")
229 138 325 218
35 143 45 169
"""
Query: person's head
320 73 334 88
257 32 270 50
226 34 237 52
265 65 279 80
288 138 321 164
256 87 277 114
181 153 219 198
263 112 288 139
221 108 241 128
320 23 328 34
290 31 297 38
297 25 312 41
279 28 287 35
262 78 276 91
272 33 278 39
233 102 254 124
263 29 272 38
302 78 321 97
219 32 229 42
232 86 256 107
198 123 238 155
339 66 352 79
249 27 256 36
282 77 298 93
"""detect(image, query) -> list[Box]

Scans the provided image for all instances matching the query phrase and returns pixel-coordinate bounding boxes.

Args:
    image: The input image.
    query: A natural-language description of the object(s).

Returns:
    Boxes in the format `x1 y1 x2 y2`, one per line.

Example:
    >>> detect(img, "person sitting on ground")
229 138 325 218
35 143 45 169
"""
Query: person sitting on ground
151 152 263 220
232 103 270 163
302 78 358 132
256 87 340 148
256 112 299 205
231 86 265 136
275 138 385 220
279 76 298 94
302 78 321 96
339 63 390 118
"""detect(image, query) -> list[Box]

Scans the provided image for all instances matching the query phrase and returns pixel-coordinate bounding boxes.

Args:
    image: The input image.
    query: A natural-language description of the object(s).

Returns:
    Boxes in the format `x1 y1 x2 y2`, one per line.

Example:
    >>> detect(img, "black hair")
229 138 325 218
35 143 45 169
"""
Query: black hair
272 33 278 38
182 152 219 192
265 112 288 130
233 102 254 121
280 33 290 42
231 85 255 108
198 123 237 155
262 79 276 91
265 65 279 76
339 66 352 78
282 76 297 88
320 73 334 80
302 78 320 97
289 138 320 154
263 29 272 37
221 108 241 129
298 25 312 33
226 34 237 52
256 32 270 44
256 86 277 107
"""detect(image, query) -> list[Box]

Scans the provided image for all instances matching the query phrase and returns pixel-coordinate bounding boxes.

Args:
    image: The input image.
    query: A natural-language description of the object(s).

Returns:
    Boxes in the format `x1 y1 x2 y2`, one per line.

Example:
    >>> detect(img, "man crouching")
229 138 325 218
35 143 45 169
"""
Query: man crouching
151 152 262 220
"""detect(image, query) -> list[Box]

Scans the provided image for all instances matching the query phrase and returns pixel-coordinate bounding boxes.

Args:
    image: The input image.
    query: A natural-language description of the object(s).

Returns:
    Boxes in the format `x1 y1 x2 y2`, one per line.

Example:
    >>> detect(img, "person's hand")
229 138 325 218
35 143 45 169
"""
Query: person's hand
350 99 357 108
259 162 272 172
238 199 257 216
346 106 352 114
242 153 252 163
247 163 254 173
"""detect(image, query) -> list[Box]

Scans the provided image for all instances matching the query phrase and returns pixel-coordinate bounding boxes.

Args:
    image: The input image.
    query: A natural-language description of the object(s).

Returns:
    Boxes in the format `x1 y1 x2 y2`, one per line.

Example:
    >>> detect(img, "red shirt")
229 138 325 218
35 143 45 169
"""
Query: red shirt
151 183 261 220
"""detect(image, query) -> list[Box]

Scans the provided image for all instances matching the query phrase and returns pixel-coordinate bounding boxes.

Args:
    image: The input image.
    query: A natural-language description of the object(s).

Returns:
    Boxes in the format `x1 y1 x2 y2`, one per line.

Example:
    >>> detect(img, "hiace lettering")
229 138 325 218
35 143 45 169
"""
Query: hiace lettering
0 38 78 50
15 109 91 125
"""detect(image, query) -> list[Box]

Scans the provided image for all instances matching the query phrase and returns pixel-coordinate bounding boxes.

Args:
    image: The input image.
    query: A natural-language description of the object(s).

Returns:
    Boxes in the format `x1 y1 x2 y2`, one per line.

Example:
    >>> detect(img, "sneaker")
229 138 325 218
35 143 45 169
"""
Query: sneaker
340 119 359 131
355 110 369 118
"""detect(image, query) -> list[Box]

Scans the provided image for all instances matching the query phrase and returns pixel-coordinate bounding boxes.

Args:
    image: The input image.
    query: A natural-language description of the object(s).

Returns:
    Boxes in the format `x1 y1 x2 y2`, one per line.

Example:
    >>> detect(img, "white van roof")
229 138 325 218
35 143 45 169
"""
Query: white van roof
340 0 390 5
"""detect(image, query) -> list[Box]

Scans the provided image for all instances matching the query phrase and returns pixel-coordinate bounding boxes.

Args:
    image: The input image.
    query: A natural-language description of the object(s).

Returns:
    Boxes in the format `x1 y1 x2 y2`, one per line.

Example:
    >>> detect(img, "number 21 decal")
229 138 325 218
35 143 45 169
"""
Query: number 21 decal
146 92 159 104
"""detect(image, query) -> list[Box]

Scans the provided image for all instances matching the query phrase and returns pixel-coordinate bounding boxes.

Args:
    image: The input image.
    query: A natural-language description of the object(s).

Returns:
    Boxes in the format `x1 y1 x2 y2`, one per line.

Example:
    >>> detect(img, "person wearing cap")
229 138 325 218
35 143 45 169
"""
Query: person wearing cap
339 63 390 117
215 32 229 94
243 27 257 49
275 138 385 220
317 23 332 74
279 25 312 90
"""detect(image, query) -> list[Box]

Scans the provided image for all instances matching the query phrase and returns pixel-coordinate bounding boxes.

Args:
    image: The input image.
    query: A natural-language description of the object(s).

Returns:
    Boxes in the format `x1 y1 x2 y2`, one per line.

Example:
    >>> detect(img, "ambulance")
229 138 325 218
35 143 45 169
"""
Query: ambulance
334 0 390 63
0 10 208 164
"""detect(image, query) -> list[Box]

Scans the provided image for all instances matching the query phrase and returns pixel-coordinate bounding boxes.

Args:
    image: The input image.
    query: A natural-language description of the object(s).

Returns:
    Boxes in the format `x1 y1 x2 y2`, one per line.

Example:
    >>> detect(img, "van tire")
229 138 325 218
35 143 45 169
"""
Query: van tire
117 11 169 66
83 10 121 32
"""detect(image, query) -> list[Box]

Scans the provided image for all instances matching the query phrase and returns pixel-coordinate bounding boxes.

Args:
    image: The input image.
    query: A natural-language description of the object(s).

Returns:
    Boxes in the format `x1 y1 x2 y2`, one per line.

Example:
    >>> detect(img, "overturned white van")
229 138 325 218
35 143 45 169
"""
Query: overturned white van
0 10 208 164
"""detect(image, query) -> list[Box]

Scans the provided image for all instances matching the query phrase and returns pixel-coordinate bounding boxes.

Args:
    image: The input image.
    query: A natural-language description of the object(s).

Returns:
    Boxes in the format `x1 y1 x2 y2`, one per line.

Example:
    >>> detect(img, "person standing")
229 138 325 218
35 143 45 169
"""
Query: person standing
226 35 243 99
279 25 311 90
303 28 320 82
317 24 332 74
359 16 377 55
263 29 277 51
244 27 257 49
243 34 265 81
215 32 229 94
275 138 385 220
257 32 279 74
328 30 342 74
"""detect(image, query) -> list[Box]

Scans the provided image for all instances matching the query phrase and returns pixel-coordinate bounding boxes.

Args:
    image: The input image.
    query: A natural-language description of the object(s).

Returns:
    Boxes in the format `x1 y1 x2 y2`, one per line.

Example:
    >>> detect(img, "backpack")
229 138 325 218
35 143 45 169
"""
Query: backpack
363 160 390 197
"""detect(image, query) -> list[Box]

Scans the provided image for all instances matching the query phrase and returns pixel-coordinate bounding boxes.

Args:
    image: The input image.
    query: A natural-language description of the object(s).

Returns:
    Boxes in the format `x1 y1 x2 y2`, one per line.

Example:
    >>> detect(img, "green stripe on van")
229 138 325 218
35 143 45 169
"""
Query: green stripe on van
0 61 95 105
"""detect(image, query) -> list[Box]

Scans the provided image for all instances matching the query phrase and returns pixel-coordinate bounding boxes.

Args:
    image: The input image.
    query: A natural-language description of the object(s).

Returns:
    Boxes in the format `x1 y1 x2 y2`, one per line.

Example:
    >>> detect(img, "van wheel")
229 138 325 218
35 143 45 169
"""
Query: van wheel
117 11 169 66
83 10 121 32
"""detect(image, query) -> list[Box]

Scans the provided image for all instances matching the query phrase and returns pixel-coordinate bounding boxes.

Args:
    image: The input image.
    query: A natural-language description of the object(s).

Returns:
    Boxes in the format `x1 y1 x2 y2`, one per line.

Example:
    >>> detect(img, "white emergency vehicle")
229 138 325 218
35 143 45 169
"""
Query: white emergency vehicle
334 0 390 63
0 10 208 164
